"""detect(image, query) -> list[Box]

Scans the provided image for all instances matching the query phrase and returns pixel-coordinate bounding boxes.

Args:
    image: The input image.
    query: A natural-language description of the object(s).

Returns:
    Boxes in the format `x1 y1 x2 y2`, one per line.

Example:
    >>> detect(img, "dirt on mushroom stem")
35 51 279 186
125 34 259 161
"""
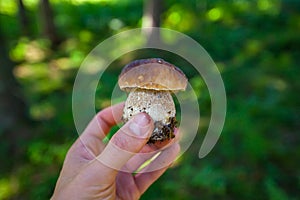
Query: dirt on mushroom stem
122 88 177 143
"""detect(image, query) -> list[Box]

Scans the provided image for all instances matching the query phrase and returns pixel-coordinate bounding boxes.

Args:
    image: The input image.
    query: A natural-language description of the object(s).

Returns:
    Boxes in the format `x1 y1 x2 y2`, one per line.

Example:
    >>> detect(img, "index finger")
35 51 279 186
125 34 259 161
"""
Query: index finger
78 102 125 156
82 102 124 140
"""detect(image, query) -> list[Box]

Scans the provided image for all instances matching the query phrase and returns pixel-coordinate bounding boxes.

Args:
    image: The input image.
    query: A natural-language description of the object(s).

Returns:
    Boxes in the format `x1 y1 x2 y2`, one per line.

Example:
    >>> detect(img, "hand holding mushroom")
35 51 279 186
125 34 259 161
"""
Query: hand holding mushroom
51 58 186 199
119 58 187 143
52 103 180 199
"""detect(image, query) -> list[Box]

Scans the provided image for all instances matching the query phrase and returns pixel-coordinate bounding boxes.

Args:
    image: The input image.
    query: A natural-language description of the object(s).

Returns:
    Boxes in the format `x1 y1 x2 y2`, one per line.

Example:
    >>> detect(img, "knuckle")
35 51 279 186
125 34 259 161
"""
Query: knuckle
111 133 130 151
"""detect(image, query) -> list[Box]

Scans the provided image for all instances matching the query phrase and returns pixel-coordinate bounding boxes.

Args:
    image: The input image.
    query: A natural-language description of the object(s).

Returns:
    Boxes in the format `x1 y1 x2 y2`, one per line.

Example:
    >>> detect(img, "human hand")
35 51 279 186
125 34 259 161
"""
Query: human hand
51 103 180 200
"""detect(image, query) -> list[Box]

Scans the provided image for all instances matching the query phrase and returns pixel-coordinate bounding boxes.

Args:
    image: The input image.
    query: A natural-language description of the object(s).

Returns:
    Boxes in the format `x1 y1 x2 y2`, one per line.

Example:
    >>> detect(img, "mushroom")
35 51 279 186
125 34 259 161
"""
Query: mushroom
118 58 187 143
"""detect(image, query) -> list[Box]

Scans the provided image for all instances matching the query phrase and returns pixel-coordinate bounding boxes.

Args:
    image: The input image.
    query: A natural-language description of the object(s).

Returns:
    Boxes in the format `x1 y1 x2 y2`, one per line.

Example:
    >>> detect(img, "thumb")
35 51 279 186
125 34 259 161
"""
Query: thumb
80 113 153 182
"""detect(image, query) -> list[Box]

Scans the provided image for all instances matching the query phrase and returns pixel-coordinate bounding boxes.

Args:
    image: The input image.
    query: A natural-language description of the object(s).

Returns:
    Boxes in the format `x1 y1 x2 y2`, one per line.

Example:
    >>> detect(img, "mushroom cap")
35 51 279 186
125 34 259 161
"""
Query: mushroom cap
118 58 187 91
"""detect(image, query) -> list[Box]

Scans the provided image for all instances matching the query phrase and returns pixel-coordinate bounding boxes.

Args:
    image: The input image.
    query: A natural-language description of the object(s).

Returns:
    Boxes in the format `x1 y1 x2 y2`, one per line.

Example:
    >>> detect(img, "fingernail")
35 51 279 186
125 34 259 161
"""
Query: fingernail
134 113 150 126
129 113 151 136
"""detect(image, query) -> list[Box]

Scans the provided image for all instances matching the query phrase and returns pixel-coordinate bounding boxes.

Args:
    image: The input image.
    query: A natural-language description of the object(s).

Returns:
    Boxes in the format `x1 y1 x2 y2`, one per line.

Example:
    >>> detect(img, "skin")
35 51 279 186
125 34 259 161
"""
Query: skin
51 103 180 200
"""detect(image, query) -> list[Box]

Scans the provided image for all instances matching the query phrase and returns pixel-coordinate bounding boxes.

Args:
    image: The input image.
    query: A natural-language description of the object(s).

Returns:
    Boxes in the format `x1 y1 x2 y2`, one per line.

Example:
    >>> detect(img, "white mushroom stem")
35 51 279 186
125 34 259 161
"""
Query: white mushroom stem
123 89 175 122
123 89 176 142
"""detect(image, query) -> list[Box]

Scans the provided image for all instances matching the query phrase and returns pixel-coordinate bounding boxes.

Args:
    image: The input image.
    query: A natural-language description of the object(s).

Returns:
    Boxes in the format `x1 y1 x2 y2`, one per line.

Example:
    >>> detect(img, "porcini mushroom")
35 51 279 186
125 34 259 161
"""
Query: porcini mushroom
118 58 187 143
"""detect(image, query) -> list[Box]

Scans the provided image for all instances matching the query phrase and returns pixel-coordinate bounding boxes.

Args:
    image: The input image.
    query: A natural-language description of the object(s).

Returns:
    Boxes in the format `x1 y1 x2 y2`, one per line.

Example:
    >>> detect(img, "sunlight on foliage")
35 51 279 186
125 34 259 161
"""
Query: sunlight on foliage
14 63 48 79
164 5 196 32
30 101 56 120
50 58 72 70
24 42 48 63
9 38 28 62
207 7 223 22
70 50 85 66
10 39 50 63
244 39 263 56
168 12 181 25
233 0 251 12
190 76 205 99
0 178 18 199
0 0 17 15
79 30 93 43
14 62 65 94
109 18 125 31
257 0 281 15
23 0 39 9
53 0 115 5
28 142 69 165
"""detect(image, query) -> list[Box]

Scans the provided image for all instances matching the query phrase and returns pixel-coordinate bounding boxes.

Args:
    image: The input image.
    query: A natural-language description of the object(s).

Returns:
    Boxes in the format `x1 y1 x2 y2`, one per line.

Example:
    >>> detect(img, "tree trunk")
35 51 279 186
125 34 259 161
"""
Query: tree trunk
40 0 59 47
142 0 163 45
17 0 29 36
0 24 29 169
0 36 26 130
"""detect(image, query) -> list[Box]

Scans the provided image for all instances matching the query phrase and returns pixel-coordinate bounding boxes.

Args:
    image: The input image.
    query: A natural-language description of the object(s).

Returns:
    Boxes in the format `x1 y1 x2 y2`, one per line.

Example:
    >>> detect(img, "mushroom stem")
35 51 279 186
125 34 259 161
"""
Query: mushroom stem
123 89 176 143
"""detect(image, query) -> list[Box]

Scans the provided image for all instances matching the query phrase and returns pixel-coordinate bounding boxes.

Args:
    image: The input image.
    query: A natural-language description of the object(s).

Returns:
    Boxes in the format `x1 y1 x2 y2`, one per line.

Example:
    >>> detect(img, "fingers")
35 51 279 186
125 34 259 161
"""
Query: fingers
123 151 157 173
146 128 180 150
123 128 180 173
78 102 125 158
134 142 180 195
79 113 154 183
82 102 124 140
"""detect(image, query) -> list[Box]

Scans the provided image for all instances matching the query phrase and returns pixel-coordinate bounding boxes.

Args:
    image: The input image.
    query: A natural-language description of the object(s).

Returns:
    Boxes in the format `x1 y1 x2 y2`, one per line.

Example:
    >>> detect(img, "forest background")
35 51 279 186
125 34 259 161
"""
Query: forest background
0 0 299 199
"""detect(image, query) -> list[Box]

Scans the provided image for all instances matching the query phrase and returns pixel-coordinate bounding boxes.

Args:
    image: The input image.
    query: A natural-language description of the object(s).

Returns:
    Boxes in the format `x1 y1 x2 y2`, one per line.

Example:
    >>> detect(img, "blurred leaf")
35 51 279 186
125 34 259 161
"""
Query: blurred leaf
265 178 289 200
191 165 226 195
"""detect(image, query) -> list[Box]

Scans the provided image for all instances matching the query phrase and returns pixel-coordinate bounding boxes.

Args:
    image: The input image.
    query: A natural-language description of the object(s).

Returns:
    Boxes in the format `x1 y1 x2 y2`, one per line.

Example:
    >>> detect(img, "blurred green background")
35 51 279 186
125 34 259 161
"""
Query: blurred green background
0 0 299 199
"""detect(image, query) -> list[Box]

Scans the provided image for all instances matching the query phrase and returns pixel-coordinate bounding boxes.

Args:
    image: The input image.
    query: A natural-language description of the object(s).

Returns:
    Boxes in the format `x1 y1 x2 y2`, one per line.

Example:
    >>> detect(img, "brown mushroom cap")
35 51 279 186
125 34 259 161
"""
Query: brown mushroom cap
118 58 187 91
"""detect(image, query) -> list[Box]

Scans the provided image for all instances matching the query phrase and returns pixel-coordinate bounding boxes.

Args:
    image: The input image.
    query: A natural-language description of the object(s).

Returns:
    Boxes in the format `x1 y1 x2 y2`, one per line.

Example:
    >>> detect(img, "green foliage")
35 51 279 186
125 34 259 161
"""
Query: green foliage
0 0 299 199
